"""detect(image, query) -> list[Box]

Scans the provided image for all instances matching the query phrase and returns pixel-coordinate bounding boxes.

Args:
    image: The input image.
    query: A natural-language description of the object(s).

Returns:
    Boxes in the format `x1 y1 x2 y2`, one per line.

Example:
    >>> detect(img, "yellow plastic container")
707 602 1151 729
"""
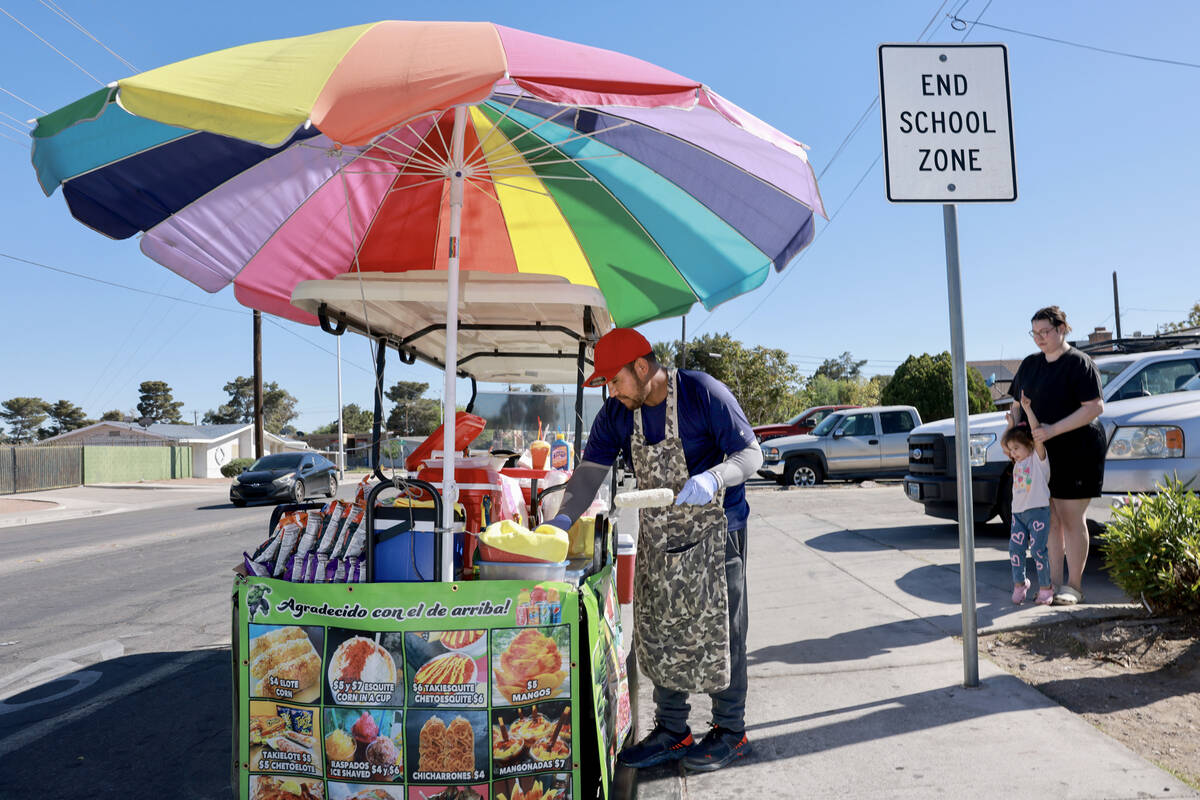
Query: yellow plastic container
568 516 596 559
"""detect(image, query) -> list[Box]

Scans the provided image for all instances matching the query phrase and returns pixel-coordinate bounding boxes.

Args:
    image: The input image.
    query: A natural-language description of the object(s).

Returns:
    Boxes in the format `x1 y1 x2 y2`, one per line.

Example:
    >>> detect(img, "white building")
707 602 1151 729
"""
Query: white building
41 422 311 478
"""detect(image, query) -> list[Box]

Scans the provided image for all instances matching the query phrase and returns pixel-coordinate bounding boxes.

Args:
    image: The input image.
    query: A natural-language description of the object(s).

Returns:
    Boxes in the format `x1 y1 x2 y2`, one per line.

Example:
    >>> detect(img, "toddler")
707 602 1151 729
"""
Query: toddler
1002 393 1054 605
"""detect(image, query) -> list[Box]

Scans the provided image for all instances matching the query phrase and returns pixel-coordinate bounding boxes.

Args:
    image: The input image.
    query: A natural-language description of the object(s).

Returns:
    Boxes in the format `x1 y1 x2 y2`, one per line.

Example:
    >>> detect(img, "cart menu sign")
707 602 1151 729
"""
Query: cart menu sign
236 577 580 800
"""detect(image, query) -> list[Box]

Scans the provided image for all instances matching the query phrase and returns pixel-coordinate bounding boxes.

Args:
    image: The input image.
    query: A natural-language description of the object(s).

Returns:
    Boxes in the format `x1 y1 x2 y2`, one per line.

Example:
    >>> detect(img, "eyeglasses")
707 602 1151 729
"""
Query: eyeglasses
1029 327 1058 340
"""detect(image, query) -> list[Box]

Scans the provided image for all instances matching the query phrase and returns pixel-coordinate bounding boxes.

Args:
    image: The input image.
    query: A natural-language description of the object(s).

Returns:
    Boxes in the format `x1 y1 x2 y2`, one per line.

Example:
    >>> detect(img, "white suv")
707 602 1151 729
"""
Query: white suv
903 349 1200 526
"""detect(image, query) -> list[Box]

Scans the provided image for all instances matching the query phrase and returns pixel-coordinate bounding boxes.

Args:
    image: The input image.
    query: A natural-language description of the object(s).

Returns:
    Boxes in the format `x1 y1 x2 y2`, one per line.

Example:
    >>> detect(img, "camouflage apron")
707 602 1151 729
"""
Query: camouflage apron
631 369 731 693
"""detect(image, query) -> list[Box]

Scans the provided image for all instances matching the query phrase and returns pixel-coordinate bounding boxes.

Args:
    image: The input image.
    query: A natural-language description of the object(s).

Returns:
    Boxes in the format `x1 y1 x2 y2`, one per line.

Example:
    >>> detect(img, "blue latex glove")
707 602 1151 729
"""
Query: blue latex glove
543 513 573 532
674 471 720 505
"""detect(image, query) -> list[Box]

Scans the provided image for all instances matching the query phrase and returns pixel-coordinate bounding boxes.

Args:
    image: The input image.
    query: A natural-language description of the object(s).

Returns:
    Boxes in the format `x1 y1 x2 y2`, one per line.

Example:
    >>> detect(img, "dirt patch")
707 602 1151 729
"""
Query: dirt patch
983 615 1200 788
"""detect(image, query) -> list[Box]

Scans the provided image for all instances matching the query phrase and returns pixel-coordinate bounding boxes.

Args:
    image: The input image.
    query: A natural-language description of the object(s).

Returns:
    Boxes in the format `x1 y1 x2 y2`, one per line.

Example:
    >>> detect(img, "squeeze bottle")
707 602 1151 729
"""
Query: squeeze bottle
549 433 571 471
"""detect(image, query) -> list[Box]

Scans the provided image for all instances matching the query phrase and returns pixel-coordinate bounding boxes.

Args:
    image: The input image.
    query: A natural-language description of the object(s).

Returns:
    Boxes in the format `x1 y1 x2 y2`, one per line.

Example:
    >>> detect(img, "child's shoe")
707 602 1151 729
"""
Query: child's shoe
1034 587 1055 605
1012 579 1030 605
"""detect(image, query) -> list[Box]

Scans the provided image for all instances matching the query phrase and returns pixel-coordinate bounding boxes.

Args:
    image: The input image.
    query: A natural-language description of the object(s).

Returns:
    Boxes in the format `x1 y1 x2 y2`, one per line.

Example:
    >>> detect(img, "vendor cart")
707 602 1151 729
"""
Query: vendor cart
232 273 636 800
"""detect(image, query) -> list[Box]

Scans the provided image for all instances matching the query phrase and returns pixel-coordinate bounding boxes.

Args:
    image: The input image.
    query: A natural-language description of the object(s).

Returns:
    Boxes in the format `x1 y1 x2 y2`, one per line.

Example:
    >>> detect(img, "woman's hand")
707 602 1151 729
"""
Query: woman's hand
1032 422 1057 443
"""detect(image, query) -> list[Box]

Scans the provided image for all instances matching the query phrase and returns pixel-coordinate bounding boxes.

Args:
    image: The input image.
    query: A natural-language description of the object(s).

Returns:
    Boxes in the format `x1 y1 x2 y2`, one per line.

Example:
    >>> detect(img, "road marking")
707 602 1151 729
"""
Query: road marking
0 520 251 577
0 639 125 695
0 648 210 759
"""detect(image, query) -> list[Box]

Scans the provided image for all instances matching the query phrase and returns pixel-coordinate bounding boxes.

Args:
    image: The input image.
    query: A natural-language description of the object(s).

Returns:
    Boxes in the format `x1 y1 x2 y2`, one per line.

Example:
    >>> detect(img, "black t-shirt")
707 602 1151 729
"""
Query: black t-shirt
1010 348 1103 435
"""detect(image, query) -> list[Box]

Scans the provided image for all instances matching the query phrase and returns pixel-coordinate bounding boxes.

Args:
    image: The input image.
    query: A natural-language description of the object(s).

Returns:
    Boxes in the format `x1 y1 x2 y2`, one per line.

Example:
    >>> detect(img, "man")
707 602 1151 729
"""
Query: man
542 328 762 772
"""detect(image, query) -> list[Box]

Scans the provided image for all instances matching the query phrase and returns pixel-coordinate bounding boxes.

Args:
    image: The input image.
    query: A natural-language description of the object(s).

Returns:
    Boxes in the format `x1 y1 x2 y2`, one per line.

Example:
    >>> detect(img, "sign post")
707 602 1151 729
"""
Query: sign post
879 43 1016 688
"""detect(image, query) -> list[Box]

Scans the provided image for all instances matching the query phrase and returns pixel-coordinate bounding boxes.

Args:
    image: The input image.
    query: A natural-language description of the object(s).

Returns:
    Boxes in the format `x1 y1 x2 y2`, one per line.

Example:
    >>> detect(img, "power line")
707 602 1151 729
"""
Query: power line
37 0 137 73
0 6 105 84
1 251 246 314
0 86 45 114
0 110 31 128
951 15 1200 69
0 129 29 148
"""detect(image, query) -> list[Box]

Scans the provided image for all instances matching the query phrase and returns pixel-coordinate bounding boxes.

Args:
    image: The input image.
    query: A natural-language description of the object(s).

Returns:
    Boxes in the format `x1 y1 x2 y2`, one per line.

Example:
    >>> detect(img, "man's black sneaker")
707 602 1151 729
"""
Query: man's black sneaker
682 725 752 772
617 724 694 768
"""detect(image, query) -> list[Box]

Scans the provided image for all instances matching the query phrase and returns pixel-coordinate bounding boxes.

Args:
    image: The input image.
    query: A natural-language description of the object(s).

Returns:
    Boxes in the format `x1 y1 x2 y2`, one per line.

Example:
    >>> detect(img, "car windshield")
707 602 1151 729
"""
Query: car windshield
251 453 304 471
1096 359 1134 389
784 411 806 425
811 413 842 436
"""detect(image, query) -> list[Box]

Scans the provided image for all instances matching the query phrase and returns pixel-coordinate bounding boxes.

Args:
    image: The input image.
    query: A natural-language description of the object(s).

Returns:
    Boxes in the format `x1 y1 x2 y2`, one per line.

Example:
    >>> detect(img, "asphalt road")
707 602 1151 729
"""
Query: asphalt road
0 478 1125 799
0 487 352 799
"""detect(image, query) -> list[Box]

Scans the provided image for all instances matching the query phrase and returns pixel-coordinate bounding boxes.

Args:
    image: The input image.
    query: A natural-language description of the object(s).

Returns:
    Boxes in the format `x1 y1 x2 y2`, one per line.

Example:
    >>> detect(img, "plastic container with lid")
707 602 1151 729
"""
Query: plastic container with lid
616 531 636 604
474 559 568 582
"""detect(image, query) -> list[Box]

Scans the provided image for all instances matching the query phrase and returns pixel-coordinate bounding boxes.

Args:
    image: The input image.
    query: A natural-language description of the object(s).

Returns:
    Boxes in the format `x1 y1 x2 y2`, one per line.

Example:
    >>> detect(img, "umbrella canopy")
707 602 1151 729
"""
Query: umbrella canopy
31 20 826 329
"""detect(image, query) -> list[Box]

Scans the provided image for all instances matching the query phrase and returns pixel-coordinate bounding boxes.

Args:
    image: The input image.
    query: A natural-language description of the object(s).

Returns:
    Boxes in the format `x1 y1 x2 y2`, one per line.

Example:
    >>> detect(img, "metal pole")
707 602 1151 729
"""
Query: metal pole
943 203 979 688
440 106 467 582
681 315 687 368
336 336 344 478
1112 271 1122 340
253 310 264 459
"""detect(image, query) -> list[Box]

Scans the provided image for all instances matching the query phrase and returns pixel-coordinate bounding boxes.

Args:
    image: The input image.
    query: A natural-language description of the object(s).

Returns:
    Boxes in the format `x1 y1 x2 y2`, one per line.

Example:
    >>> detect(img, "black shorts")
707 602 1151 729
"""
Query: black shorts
1045 423 1106 499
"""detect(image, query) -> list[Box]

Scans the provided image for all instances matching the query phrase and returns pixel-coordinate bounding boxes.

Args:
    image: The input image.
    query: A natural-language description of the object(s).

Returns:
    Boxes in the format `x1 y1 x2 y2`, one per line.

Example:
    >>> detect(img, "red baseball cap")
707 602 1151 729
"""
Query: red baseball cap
584 328 652 387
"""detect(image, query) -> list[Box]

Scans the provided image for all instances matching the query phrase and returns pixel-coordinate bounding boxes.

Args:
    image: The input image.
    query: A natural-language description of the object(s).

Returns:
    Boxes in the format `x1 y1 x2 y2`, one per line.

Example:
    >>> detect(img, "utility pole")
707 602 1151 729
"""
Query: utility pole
1112 271 1122 340
193 410 198 426
253 310 264 459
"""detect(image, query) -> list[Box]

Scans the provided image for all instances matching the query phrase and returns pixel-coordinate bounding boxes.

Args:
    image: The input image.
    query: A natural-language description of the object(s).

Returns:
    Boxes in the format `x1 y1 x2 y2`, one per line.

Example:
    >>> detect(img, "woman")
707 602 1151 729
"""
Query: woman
1007 306 1105 605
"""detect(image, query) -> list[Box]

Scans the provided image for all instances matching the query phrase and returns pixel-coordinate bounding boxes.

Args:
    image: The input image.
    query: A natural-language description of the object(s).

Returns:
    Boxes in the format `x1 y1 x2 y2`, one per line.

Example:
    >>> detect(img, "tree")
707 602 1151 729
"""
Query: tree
813 351 868 382
313 403 376 434
40 400 91 438
385 381 441 436
137 381 183 423
1161 302 1200 333
881 352 994 423
202 377 298 434
1 397 49 443
654 332 802 426
100 409 125 422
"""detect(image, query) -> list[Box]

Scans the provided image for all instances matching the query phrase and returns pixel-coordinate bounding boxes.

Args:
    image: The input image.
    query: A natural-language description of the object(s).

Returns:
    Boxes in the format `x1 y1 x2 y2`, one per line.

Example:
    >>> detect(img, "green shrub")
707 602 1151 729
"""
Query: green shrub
220 458 255 478
1101 476 1200 616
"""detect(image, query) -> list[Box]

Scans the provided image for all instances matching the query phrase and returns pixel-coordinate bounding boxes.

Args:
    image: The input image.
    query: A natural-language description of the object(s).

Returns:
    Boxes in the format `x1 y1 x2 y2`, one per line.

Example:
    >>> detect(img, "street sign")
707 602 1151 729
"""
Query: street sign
878 43 1016 202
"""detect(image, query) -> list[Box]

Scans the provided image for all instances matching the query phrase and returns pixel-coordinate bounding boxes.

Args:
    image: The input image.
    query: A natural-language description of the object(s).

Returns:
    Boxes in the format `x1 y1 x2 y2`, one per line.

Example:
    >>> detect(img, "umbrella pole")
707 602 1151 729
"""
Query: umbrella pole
440 105 467 582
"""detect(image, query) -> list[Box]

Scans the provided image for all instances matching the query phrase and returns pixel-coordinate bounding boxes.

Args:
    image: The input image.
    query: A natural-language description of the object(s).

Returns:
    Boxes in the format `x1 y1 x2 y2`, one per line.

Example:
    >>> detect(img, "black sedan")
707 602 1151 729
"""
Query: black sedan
230 452 338 507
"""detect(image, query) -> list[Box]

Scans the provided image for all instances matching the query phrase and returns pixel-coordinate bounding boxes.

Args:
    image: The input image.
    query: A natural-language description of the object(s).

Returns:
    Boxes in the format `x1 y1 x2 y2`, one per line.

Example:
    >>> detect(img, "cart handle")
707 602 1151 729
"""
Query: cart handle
365 476 444 582
317 303 347 335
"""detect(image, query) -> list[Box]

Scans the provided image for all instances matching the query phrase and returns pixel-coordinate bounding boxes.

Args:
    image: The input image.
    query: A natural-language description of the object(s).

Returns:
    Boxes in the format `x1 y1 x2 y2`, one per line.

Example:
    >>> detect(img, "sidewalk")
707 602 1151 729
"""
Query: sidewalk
626 488 1197 800
0 479 232 528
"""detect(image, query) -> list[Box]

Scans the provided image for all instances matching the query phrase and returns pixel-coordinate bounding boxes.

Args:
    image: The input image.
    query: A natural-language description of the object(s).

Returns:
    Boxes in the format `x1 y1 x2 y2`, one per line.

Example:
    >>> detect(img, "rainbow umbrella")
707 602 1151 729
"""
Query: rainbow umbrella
31 21 826 568
31 20 825 330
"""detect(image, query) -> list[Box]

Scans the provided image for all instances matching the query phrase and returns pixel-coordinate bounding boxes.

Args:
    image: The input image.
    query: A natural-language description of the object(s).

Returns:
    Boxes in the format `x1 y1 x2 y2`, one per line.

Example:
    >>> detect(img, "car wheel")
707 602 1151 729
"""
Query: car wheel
232 499 247 508
327 474 338 498
785 458 823 487
291 479 306 504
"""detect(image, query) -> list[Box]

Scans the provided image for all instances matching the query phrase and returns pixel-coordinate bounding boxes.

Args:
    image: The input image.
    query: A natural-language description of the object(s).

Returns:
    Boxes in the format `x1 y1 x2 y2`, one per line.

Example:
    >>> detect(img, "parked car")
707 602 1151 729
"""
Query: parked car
230 452 338 506
753 405 859 442
1100 392 1200 495
758 405 921 486
904 348 1200 526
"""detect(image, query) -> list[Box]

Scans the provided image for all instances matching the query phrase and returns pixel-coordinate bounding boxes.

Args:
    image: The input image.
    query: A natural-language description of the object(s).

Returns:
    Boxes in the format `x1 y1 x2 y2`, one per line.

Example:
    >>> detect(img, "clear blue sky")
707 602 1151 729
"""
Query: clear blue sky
3 0 1198 433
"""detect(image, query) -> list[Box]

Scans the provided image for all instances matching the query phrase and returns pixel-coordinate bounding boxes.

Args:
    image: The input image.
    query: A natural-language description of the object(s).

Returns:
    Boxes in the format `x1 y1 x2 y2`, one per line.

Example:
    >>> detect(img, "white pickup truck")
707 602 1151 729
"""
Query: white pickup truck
903 348 1200 527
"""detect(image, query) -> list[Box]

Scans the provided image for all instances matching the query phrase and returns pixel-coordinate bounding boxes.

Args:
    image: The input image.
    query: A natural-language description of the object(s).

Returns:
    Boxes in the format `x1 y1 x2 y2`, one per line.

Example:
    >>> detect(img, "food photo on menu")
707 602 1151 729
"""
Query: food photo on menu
404 629 488 707
407 784 490 800
491 702 572 777
323 708 404 782
325 783 405 799
249 624 326 703
325 629 403 706
249 700 322 777
494 773 571 800
490 627 570 706
404 708 488 785
249 774 325 800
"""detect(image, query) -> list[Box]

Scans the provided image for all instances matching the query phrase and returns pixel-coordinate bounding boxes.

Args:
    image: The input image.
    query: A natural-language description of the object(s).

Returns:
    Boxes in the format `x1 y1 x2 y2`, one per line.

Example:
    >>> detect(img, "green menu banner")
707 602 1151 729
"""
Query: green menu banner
235 577 581 800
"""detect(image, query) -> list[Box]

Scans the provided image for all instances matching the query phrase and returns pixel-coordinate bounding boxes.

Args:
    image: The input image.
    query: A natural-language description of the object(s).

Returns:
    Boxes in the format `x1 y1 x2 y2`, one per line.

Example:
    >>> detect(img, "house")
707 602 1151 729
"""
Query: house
967 359 1024 408
41 422 312 478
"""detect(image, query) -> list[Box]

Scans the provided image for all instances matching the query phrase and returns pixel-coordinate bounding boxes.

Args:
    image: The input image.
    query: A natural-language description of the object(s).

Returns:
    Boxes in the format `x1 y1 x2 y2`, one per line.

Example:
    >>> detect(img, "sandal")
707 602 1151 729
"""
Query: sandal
1052 585 1083 605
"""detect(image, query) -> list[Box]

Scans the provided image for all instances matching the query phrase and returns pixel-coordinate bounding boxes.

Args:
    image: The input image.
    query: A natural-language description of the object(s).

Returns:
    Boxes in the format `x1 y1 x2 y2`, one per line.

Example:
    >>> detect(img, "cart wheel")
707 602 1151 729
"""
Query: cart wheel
611 764 639 800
